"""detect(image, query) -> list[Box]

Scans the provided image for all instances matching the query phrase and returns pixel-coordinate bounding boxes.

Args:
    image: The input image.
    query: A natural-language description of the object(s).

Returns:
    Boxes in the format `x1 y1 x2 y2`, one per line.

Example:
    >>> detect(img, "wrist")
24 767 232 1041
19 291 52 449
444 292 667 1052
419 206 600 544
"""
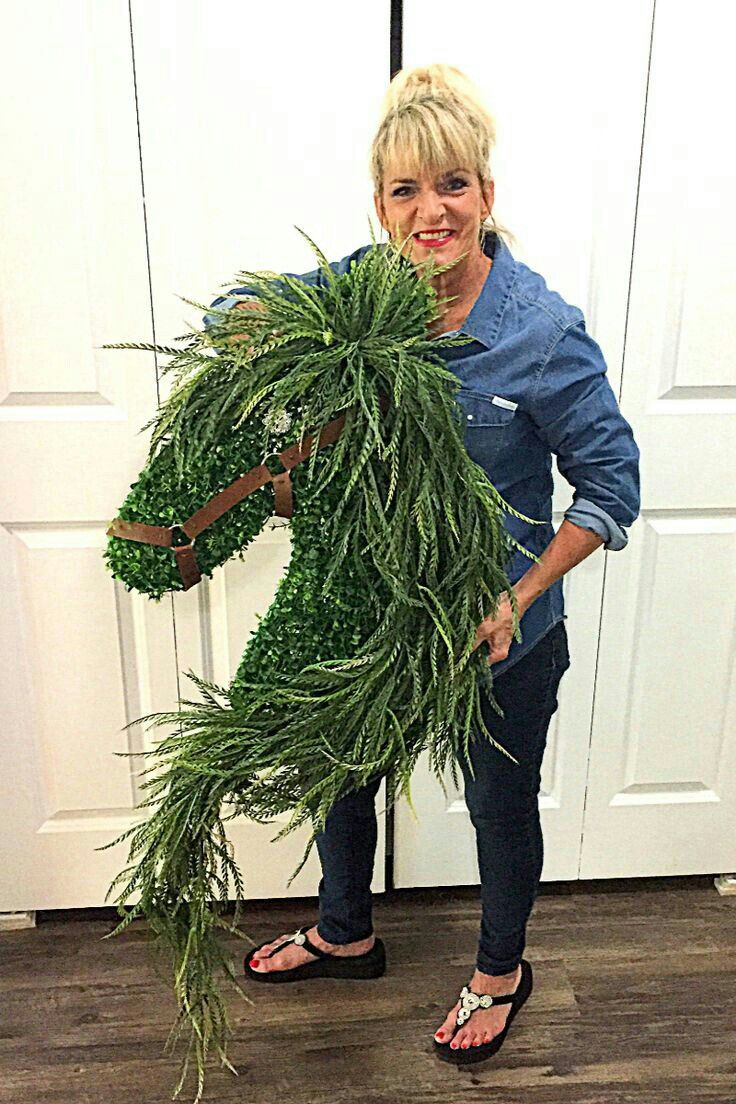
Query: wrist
511 579 538 618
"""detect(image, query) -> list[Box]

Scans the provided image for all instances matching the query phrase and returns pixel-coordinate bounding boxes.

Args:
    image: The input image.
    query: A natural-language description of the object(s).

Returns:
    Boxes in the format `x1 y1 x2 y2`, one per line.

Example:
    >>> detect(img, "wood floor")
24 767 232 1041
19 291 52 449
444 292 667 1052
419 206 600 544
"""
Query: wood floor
1 875 734 1104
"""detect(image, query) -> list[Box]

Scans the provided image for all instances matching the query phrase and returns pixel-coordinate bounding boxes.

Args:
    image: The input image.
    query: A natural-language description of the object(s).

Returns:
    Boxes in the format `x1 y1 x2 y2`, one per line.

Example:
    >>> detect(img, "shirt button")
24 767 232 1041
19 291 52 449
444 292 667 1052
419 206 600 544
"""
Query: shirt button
467 414 474 421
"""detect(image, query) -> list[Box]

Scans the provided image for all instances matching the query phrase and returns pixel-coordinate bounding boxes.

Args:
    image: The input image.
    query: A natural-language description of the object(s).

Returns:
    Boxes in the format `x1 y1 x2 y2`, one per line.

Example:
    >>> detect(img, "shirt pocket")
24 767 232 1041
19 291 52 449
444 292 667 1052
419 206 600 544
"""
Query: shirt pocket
455 389 518 474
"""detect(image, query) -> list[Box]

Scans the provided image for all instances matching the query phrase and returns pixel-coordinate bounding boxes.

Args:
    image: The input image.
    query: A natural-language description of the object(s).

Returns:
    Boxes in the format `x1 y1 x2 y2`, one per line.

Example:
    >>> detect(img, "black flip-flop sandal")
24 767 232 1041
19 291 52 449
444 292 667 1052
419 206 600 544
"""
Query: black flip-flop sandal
244 924 386 983
433 958 533 1064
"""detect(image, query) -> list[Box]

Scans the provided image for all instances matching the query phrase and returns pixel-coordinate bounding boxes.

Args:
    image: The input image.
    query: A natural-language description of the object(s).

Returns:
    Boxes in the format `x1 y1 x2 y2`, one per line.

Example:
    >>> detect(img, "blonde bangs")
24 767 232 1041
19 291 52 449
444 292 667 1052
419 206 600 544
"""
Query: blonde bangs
372 101 487 194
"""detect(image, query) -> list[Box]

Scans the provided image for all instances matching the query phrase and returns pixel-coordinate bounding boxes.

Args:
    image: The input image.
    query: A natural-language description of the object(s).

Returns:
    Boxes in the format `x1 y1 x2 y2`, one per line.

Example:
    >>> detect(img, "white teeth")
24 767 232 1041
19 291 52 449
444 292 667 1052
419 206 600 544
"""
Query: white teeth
416 231 452 240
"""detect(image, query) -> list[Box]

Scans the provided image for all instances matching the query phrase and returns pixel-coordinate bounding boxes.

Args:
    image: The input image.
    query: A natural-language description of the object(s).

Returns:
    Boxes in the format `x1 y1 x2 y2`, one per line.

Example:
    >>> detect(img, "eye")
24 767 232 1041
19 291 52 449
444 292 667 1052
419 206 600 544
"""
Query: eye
391 185 412 197
445 177 468 191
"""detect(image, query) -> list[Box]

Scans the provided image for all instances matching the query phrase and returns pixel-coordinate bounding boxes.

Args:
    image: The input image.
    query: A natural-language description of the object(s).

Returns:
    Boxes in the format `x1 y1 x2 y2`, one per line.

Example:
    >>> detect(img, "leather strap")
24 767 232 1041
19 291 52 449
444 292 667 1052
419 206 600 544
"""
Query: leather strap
271 471 293 517
106 404 363 592
183 462 275 539
173 544 202 591
266 925 332 959
105 517 174 547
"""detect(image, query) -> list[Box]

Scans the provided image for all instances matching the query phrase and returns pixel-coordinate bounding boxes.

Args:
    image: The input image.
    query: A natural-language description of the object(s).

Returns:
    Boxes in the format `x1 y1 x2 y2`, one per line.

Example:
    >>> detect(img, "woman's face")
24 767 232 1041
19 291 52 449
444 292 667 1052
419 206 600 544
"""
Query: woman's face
374 162 494 269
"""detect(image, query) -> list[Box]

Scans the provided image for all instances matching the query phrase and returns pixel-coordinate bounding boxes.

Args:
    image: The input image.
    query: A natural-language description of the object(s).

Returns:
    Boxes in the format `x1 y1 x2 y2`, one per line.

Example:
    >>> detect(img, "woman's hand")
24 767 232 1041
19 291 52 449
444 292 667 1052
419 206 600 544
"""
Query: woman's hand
227 299 266 344
229 298 285 346
472 590 520 666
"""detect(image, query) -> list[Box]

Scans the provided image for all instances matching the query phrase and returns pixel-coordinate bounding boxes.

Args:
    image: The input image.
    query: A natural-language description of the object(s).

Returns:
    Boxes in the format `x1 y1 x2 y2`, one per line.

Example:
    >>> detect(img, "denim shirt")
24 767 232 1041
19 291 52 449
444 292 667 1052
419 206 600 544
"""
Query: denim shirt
203 232 641 677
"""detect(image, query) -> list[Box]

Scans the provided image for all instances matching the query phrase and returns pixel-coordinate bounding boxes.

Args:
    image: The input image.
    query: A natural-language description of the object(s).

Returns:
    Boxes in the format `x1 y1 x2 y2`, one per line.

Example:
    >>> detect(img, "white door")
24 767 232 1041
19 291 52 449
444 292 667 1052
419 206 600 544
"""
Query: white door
131 0 391 901
578 1 736 877
393 0 657 886
1 2 390 910
0 2 177 910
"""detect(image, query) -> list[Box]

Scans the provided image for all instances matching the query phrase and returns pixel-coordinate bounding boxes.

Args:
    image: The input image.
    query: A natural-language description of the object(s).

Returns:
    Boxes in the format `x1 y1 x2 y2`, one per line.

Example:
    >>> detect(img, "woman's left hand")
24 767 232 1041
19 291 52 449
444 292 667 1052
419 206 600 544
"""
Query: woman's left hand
472 591 519 666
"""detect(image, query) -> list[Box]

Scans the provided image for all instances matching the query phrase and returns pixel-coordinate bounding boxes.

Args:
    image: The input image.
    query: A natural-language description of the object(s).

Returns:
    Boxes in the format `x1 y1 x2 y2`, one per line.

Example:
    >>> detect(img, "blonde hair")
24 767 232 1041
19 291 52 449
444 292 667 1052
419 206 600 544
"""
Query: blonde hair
369 64 514 247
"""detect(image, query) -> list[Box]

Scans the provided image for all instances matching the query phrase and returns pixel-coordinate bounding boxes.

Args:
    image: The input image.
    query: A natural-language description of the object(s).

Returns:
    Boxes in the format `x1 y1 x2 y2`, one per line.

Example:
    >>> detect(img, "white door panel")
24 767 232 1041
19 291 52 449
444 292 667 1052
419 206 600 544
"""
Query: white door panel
1 1 390 910
395 0 654 886
0 1 174 910
130 0 390 898
579 1 736 876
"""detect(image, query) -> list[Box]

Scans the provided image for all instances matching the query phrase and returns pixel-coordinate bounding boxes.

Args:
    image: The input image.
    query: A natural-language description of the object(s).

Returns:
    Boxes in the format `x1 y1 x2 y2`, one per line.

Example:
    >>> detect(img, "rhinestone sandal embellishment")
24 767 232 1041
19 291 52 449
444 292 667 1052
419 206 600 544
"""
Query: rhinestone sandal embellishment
456 985 494 1026
269 927 307 954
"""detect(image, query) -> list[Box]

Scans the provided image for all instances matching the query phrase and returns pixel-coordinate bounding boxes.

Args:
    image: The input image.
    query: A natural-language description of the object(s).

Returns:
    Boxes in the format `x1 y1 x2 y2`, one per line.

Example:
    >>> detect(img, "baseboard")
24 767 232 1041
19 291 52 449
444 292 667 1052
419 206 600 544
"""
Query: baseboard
0 911 36 931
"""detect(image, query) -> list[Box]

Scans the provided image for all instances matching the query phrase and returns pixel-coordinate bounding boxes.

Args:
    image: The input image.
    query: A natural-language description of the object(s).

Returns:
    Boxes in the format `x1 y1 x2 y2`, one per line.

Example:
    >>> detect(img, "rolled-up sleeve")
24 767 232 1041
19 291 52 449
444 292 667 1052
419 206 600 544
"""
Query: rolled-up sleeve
530 319 641 550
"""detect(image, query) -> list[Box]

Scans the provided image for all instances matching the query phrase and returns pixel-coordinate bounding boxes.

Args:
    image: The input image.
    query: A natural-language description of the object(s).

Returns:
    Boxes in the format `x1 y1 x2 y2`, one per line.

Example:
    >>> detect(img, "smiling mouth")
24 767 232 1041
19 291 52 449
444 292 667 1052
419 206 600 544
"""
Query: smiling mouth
414 230 454 241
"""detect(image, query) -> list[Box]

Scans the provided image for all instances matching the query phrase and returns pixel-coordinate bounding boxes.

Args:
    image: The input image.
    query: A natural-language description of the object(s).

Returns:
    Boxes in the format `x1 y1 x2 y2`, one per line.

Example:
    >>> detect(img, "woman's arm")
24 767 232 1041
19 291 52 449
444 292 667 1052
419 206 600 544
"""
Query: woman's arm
474 317 640 664
474 522 603 664
530 318 641 550
201 243 375 333
513 519 603 613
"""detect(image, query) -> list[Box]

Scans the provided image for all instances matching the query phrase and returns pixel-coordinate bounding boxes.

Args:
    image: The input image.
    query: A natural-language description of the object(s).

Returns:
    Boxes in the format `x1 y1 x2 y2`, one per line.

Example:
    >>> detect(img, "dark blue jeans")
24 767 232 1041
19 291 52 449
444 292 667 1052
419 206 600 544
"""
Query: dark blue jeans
315 619 571 976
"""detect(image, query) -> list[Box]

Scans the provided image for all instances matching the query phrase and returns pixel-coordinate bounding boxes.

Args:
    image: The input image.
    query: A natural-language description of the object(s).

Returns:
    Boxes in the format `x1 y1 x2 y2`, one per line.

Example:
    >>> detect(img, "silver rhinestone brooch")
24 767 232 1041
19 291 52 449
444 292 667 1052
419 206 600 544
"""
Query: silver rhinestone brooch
265 408 293 436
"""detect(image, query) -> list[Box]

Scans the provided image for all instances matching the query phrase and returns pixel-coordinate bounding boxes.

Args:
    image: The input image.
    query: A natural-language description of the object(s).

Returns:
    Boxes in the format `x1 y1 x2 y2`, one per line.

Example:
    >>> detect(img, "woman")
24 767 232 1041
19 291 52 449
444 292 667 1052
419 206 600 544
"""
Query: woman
213 64 640 1061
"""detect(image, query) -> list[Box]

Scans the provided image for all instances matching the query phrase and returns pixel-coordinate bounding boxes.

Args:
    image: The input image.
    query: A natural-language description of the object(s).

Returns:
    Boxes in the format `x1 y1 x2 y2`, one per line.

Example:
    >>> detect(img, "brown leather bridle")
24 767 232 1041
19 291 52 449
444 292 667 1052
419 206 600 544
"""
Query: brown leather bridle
106 410 349 591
